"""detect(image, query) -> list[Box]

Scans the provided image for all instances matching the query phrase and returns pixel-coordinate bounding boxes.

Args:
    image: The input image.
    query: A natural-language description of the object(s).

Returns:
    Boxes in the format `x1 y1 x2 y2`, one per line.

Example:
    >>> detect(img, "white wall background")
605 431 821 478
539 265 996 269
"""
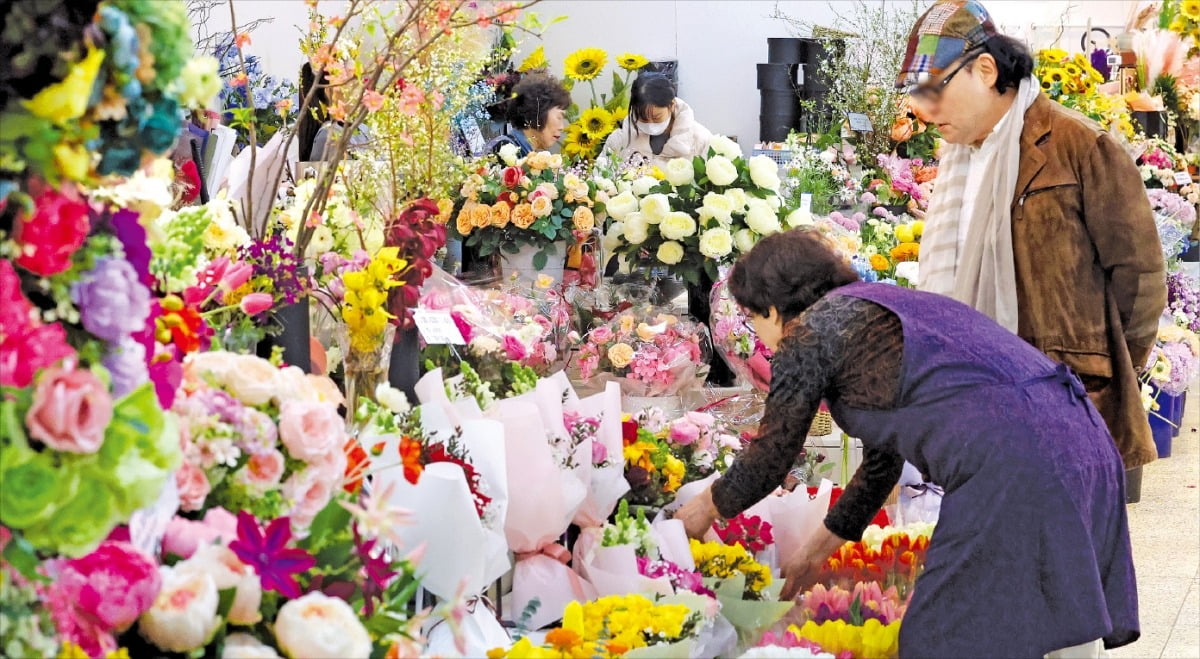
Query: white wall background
194 0 1144 146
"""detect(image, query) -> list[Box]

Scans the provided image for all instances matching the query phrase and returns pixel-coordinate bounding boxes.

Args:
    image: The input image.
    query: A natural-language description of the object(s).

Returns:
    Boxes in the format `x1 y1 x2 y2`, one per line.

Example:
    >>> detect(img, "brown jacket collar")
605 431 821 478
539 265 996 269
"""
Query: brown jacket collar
1012 94 1055 205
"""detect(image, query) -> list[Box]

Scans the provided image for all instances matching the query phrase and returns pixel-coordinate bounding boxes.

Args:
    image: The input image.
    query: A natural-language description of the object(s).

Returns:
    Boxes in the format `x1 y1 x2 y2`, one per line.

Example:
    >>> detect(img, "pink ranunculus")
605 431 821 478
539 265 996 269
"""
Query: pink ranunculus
162 508 238 559
502 334 527 362
175 462 212 512
238 449 285 491
284 469 335 529
25 364 113 453
589 325 614 345
56 541 161 631
669 418 701 446
278 400 344 463
238 292 274 316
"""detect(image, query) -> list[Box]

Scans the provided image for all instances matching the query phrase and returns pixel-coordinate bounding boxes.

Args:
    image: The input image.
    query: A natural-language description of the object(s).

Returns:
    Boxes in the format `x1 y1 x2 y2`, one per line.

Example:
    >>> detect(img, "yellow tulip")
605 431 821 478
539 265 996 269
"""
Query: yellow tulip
24 48 106 124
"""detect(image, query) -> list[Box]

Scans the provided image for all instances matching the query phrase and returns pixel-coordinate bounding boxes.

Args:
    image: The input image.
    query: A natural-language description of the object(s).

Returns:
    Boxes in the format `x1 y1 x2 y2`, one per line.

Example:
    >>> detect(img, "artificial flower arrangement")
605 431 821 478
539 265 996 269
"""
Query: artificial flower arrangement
452 149 606 273
780 141 862 215
1034 48 1135 139
172 350 347 530
574 306 712 397
710 274 774 391
0 0 221 185
606 136 806 286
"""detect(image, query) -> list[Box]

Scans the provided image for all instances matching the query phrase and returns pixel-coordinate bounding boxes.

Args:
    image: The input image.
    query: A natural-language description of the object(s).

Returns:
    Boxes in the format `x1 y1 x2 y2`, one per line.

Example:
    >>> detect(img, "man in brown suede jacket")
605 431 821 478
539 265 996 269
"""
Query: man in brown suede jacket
899 1 1166 475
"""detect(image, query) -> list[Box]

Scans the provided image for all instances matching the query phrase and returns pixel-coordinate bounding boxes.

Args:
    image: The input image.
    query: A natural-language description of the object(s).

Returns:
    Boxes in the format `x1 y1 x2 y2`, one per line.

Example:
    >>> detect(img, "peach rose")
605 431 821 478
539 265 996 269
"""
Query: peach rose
890 116 914 143
490 202 511 228
530 195 554 218
278 400 344 463
572 206 595 231
526 152 552 171
237 449 285 492
175 462 211 513
511 203 536 229
284 469 335 528
469 203 492 228
224 354 280 407
455 206 474 236
25 365 112 454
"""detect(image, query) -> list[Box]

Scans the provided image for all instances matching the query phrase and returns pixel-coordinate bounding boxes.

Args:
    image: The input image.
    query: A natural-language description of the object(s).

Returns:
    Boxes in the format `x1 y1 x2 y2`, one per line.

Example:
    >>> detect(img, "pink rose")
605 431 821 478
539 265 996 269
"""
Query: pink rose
284 469 335 528
26 364 113 453
502 334 527 362
237 449 285 492
162 508 238 559
278 400 344 463
669 419 701 446
175 462 212 512
56 541 161 631
590 326 614 345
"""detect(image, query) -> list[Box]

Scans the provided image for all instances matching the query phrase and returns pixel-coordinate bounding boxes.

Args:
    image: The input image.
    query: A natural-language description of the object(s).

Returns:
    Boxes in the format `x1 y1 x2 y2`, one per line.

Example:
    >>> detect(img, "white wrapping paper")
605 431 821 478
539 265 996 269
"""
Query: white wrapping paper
570 380 629 527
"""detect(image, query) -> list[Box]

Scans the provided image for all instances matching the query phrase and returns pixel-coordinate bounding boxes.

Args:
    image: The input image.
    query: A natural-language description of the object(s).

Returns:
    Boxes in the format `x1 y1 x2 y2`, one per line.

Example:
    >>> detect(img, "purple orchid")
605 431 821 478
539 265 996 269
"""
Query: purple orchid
229 511 316 599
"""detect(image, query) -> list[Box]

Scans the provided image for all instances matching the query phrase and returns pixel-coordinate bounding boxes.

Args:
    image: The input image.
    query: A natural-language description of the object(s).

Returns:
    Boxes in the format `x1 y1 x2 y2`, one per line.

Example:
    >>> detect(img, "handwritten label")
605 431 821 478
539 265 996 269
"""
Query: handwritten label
847 112 873 132
801 193 813 214
1174 171 1194 187
413 309 466 345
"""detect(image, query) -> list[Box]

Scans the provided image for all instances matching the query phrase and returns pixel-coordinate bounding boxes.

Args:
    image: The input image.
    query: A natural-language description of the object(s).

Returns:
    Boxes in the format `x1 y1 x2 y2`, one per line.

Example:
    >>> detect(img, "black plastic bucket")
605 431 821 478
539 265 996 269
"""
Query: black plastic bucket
757 63 799 91
767 37 805 64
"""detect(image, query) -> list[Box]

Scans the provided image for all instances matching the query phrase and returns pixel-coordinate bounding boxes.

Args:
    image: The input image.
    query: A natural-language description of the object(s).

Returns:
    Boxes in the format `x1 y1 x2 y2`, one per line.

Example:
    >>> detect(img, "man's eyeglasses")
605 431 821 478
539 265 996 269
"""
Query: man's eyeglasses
908 49 984 103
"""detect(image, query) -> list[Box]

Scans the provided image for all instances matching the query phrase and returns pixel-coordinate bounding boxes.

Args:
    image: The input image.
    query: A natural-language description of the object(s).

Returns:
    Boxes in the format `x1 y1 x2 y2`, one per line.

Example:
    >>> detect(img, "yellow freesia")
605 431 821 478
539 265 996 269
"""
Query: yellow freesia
24 48 106 124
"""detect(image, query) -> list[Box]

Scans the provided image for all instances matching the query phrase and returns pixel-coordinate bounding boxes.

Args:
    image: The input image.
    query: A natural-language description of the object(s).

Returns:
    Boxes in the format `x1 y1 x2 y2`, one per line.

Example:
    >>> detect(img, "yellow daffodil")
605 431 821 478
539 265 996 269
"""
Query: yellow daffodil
564 48 607 81
519 45 548 72
24 47 106 124
617 53 650 71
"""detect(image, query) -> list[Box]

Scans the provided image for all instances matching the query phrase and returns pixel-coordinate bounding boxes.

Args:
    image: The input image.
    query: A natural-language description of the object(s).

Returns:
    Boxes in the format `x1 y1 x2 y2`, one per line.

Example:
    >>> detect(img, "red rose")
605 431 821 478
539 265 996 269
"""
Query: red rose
13 185 91 276
501 166 523 189
622 418 639 446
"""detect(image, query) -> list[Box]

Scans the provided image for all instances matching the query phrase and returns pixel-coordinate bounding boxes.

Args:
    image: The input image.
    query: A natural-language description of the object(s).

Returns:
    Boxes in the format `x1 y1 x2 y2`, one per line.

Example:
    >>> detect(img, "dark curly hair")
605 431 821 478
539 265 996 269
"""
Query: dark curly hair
729 229 860 322
974 35 1034 95
503 73 571 129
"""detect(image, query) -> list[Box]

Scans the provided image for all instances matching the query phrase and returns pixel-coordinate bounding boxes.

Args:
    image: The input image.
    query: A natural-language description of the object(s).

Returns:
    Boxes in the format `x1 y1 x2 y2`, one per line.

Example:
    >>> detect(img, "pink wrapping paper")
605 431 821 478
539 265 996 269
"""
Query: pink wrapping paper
570 381 630 527
572 527 673 598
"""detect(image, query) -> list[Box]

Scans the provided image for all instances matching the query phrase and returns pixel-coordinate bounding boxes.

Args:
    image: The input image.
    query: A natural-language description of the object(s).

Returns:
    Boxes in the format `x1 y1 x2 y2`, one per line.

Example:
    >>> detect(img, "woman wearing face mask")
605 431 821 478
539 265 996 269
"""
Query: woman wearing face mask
487 73 572 157
603 73 712 168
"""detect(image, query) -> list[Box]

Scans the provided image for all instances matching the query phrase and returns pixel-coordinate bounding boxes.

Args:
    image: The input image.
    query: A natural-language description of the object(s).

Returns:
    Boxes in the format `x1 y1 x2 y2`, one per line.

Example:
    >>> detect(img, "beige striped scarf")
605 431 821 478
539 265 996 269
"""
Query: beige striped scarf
918 77 1039 332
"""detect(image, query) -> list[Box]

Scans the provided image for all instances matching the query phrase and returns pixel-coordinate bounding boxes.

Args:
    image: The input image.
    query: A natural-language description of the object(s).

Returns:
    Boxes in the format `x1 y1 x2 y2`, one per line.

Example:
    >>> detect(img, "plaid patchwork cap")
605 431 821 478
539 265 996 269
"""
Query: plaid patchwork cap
896 0 999 91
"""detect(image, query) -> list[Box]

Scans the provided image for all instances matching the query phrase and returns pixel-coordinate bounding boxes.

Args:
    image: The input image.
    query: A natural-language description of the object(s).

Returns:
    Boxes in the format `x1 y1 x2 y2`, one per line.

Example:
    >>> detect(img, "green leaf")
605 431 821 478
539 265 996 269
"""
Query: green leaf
683 268 701 287
1 532 48 583
216 586 238 619
533 249 549 270
502 241 520 255
301 497 352 552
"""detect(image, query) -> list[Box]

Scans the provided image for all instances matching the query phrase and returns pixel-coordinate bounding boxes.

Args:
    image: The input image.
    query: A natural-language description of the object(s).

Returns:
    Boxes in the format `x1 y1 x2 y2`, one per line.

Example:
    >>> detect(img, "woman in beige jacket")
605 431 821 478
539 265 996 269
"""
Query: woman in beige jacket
602 73 713 168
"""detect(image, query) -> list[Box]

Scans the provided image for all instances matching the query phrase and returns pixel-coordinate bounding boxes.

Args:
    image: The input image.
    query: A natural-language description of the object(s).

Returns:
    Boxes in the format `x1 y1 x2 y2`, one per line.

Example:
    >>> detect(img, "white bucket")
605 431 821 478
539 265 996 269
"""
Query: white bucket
499 243 565 284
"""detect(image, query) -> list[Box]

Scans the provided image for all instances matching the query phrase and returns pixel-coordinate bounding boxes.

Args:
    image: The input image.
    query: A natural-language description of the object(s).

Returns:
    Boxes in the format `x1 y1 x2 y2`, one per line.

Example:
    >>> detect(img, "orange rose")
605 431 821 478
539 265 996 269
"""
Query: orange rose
490 202 511 228
469 203 492 228
572 206 595 232
890 116 914 143
456 206 474 236
530 195 554 218
511 203 536 229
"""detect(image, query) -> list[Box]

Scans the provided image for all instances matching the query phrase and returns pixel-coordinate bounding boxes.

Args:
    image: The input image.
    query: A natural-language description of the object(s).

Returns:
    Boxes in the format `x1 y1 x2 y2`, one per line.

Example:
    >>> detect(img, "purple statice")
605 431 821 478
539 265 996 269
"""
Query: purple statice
1167 272 1200 333
238 234 309 305
1160 340 1199 395
72 256 152 343
103 337 149 397
637 556 716 598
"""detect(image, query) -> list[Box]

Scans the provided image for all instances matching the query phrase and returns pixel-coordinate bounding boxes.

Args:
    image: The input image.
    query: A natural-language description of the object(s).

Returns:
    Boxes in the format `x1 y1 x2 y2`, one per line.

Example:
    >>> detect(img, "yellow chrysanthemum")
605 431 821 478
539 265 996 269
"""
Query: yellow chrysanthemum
564 48 608 81
617 53 650 71
1182 0 1200 20
518 45 547 72
578 106 615 139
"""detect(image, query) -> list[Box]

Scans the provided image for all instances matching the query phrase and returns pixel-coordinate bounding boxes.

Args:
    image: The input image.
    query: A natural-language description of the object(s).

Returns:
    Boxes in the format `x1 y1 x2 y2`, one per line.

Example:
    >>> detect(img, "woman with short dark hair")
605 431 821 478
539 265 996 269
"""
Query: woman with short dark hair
674 229 1139 656
603 72 712 168
488 73 571 157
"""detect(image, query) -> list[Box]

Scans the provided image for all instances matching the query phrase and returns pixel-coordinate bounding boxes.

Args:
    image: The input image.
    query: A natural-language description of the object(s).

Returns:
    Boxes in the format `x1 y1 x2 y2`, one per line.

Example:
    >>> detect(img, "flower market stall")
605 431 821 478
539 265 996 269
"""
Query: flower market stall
1 0 1197 658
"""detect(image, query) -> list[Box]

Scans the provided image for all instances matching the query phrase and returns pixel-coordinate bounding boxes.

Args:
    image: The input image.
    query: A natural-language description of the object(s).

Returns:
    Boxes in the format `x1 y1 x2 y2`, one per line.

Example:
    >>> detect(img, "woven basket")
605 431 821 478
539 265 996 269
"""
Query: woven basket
808 410 833 437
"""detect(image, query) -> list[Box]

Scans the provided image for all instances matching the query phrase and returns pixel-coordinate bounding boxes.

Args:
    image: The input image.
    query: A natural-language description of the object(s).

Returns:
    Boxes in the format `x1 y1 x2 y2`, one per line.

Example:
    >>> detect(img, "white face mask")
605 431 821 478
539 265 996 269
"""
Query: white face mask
638 119 670 136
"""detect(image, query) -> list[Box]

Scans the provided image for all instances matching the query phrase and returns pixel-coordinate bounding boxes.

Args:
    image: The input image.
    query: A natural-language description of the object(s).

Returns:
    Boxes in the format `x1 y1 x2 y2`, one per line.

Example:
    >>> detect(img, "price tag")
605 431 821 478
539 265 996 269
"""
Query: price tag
412 309 466 345
1174 171 1194 186
800 193 813 214
847 112 873 132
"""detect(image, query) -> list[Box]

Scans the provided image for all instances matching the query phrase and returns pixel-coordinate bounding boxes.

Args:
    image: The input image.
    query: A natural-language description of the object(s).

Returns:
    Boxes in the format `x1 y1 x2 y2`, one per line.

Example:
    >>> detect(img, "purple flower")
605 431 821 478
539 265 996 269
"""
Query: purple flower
1167 272 1200 333
72 257 151 342
110 209 154 289
1160 341 1199 395
637 557 716 597
103 337 149 397
229 511 316 599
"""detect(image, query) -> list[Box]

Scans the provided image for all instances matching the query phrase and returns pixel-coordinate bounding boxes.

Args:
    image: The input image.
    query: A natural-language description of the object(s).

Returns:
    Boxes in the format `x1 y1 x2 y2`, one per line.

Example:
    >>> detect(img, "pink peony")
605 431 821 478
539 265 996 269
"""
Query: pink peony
502 334 527 362
162 508 238 559
278 400 344 463
238 449 285 491
669 418 701 446
41 575 118 657
54 541 161 632
284 469 335 528
25 364 113 453
175 462 212 512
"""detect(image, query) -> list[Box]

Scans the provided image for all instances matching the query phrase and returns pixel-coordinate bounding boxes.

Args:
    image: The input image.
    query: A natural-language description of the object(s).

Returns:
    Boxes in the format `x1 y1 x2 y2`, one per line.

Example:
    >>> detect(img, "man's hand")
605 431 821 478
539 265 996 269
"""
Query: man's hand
675 486 720 540
780 524 848 601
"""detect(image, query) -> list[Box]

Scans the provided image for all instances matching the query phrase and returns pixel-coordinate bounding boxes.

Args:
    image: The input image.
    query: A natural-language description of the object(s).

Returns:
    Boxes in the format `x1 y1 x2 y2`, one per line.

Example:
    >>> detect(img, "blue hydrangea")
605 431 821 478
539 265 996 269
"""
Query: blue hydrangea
850 255 878 282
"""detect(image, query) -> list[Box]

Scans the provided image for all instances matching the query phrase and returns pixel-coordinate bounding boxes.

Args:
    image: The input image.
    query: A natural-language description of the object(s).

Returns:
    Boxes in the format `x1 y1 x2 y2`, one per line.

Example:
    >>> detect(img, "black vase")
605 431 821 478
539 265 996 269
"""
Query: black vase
257 295 311 372
686 271 735 387
388 325 421 404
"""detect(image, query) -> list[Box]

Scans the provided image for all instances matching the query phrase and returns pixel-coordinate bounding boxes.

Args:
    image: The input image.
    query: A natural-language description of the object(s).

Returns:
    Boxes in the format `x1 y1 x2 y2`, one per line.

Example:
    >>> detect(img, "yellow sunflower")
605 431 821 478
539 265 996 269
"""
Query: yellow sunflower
617 53 650 71
564 48 607 81
579 106 615 139
518 45 547 72
1182 0 1199 20
563 123 602 159
1040 48 1068 63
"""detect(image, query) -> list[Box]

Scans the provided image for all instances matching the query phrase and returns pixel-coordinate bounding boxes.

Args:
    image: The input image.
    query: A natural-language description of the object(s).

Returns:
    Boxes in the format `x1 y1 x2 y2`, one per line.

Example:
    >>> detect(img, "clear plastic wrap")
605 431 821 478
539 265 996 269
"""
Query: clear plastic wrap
571 305 712 398
709 275 773 392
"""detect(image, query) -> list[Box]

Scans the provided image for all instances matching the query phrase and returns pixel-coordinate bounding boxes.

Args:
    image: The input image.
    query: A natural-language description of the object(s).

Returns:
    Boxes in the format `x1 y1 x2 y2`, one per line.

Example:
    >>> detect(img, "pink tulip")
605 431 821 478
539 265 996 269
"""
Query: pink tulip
239 293 274 316
220 262 254 294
